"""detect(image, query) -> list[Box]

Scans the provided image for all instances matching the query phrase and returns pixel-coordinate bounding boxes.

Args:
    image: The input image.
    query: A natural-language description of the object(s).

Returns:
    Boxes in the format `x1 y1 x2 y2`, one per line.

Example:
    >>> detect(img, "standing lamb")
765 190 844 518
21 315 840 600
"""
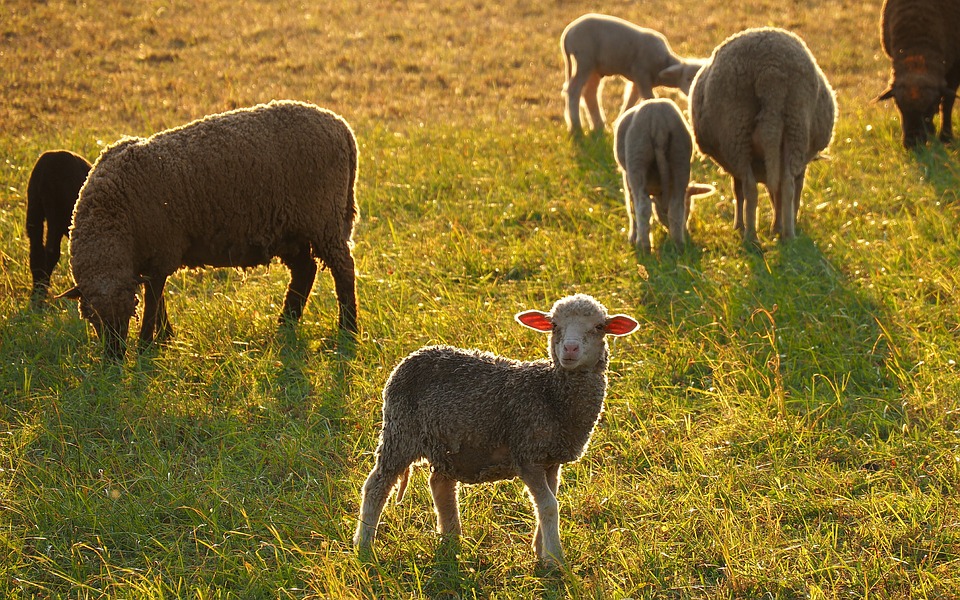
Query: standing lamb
613 98 715 253
690 27 837 244
25 150 91 302
560 13 706 136
353 294 639 567
876 0 960 147
58 100 358 360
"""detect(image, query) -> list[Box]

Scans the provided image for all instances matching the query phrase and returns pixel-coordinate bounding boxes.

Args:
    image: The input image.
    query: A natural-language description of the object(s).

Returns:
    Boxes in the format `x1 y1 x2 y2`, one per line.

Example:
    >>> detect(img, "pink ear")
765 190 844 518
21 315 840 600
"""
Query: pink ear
515 310 553 332
605 315 639 336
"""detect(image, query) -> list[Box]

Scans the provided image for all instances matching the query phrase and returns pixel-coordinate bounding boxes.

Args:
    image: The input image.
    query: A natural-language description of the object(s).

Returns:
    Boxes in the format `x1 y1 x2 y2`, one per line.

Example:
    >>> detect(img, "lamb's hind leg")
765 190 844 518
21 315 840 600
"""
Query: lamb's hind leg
564 68 590 136
280 244 317 324
429 471 462 537
354 451 414 552
581 72 604 132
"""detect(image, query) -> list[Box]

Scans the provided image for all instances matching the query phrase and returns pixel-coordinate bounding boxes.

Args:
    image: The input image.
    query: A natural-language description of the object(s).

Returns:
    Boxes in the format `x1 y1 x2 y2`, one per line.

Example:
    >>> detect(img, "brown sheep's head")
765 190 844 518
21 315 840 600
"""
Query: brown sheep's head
57 279 139 361
876 56 946 148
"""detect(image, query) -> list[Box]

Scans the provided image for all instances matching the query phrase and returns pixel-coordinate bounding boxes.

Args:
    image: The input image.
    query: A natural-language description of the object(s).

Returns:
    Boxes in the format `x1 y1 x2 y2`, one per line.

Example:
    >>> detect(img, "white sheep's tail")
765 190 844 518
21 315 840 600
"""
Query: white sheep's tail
394 465 412 503
654 138 672 204
755 108 785 198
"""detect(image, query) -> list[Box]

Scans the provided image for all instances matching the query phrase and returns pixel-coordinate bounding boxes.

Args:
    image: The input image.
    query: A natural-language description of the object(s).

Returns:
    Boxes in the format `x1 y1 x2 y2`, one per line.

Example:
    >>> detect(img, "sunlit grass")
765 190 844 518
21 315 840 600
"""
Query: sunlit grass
2 0 960 597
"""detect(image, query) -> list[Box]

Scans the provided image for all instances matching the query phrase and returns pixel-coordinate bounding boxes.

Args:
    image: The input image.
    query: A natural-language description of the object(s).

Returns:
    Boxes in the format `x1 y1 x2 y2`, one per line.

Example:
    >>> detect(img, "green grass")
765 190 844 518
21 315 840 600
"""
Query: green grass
2 1 960 597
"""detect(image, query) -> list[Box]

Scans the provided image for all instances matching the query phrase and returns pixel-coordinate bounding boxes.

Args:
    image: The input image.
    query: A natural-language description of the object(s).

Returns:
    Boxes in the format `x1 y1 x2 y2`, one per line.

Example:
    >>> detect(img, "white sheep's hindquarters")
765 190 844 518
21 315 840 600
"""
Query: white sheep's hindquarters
560 13 705 136
353 294 639 567
613 98 715 253
59 100 358 360
690 27 836 244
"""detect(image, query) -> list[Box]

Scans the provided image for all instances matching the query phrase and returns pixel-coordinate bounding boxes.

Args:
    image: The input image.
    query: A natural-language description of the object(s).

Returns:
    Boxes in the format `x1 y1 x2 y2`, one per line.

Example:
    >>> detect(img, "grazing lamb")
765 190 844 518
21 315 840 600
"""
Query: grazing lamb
59 100 358 360
690 27 837 244
25 150 91 301
560 13 706 136
613 98 715 253
353 294 639 567
876 0 960 147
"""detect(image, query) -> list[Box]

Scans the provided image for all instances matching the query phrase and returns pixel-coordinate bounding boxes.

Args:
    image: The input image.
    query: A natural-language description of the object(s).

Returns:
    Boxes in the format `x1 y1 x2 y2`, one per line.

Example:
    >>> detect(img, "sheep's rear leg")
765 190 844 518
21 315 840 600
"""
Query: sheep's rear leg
280 245 317 324
429 471 462 537
627 171 653 254
354 456 412 551
581 73 604 132
520 464 564 567
564 69 590 136
319 242 358 334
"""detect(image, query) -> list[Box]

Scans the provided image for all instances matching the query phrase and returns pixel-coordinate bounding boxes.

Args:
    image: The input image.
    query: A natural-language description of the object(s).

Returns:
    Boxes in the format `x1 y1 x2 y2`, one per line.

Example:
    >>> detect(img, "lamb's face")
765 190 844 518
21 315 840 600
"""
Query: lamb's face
515 294 639 372
549 313 611 371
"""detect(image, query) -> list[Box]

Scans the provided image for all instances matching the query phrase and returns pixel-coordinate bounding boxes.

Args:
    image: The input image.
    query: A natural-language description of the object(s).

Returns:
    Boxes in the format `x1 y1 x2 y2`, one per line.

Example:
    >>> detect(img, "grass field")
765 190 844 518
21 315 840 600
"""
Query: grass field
2 0 960 597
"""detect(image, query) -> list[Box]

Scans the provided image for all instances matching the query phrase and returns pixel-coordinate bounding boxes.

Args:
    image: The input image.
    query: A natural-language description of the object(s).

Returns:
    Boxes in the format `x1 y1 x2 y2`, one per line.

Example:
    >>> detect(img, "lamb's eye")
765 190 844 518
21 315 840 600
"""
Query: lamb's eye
595 323 605 332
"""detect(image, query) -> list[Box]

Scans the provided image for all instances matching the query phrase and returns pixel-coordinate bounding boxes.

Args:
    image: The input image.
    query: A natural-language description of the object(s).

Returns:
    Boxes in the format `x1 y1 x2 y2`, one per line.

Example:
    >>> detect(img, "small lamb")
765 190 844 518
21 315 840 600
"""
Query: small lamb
25 150 91 302
613 98 715 253
560 13 706 136
353 294 639 567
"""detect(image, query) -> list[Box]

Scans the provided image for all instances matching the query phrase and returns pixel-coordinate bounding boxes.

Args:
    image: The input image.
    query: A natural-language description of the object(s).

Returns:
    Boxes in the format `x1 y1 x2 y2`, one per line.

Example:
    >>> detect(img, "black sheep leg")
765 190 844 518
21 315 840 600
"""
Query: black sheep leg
139 275 169 352
325 242 358 334
280 244 317 323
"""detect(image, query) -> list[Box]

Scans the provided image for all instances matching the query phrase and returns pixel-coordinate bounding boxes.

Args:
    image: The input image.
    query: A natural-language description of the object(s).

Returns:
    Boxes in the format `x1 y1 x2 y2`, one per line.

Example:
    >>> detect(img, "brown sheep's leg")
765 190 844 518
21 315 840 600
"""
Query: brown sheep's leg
581 73 604 132
324 243 358 334
940 91 956 143
138 275 168 352
279 245 317 324
519 464 564 567
429 472 462 536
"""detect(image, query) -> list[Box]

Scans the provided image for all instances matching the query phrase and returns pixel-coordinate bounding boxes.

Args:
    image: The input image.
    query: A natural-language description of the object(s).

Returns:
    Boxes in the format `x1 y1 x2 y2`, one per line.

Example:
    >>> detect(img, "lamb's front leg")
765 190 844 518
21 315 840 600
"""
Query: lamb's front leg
520 464 564 567
533 464 561 557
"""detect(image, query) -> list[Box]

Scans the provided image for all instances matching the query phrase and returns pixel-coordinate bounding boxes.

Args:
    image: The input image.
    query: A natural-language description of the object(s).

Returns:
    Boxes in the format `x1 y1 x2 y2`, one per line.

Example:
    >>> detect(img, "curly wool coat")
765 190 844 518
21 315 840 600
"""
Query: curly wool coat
878 0 960 147
690 27 836 243
66 100 358 358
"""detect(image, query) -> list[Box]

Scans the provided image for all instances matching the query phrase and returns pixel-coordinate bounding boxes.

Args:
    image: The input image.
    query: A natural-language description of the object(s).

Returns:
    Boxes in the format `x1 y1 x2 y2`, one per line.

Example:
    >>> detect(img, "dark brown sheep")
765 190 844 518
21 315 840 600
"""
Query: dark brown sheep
59 100 359 360
877 0 960 147
25 150 91 301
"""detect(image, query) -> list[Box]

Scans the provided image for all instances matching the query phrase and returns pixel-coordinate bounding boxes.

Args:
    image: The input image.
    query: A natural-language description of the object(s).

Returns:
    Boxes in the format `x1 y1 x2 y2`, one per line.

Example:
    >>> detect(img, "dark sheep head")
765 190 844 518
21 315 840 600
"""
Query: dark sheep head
57 279 139 361
877 55 947 148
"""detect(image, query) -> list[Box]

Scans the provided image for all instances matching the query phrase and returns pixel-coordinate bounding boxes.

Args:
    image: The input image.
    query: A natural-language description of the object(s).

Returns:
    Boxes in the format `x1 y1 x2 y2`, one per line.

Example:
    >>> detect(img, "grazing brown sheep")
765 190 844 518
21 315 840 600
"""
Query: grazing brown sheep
60 100 359 360
877 0 960 147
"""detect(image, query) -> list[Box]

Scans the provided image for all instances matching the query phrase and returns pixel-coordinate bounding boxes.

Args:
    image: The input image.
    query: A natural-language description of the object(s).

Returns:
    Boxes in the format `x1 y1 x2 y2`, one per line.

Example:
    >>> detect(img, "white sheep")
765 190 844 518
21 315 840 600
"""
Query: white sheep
353 294 639 567
560 13 706 136
613 98 715 253
689 27 837 244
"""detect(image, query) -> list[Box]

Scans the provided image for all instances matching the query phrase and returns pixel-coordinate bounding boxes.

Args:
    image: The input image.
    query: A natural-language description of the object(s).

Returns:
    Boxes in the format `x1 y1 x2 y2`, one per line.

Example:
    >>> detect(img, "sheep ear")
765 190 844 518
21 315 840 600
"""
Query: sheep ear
686 183 716 199
515 310 553 332
875 86 895 102
656 64 682 86
605 315 639 336
55 286 83 301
